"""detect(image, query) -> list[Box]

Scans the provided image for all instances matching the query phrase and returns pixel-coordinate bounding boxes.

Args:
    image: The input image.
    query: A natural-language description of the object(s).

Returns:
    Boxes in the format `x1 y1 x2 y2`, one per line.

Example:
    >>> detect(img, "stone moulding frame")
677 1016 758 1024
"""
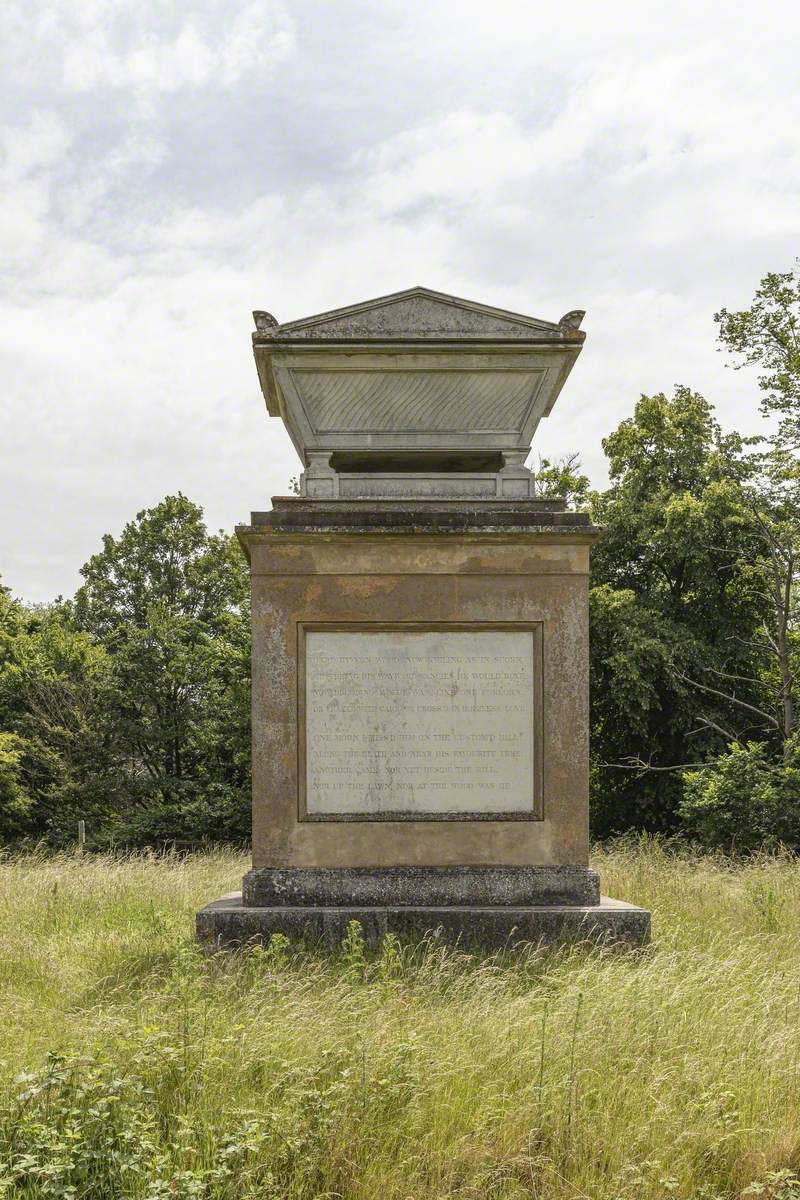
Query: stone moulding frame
296 620 545 823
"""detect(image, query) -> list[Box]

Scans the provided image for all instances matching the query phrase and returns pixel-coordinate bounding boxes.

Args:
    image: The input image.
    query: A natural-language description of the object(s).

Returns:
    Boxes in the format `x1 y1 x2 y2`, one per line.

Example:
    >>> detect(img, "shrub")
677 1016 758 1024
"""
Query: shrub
0 732 31 838
680 737 800 853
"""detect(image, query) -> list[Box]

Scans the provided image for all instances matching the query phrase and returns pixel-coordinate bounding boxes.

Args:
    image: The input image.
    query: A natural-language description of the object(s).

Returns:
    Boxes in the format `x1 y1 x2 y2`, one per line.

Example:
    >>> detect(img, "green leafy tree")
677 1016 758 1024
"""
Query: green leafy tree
676 265 800 852
0 582 112 843
720 450 800 748
715 267 800 750
73 495 250 845
716 263 800 449
590 387 770 834
530 453 591 509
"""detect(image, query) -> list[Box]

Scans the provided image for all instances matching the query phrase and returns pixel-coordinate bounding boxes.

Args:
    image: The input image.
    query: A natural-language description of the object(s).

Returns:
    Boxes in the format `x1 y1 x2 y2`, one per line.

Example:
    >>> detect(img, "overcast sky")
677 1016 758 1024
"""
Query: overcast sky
2 0 799 601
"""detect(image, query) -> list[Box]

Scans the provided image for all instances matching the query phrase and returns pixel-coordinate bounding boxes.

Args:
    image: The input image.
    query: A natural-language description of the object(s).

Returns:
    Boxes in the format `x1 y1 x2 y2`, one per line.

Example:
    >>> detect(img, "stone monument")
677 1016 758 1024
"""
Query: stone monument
197 286 650 948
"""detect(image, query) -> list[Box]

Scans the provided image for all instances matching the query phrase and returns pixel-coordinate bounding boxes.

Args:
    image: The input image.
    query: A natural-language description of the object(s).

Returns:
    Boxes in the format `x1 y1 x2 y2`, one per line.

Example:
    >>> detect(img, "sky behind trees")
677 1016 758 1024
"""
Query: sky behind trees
2 0 799 600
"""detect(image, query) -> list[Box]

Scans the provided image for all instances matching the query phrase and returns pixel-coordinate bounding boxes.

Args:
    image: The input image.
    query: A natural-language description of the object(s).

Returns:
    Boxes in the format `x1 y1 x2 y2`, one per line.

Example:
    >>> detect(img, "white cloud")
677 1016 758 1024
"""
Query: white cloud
3 0 295 94
0 111 71 265
1 0 799 600
2 109 71 177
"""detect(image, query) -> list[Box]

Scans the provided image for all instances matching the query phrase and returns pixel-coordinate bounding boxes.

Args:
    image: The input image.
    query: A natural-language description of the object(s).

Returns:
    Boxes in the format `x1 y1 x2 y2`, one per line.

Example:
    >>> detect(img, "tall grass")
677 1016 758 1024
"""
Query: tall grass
0 842 799 1198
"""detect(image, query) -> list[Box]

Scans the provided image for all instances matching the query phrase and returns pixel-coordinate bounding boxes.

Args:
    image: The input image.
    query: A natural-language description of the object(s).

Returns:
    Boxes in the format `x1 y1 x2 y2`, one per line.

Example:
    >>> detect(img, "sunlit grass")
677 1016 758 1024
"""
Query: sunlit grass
0 842 799 1198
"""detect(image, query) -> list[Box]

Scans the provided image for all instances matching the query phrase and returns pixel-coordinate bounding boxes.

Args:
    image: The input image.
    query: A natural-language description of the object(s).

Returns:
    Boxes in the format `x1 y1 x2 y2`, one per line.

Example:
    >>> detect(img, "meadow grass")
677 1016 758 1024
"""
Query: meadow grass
0 842 799 1198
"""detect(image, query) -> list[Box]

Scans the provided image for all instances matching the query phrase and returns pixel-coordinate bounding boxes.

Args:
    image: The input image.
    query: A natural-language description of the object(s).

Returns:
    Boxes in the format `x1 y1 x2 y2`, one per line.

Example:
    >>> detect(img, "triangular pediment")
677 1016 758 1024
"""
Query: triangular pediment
257 287 578 341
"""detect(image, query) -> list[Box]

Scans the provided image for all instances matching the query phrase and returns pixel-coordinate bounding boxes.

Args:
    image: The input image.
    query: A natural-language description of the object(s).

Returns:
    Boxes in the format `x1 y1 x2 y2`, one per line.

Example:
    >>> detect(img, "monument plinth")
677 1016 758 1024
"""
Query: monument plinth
197 287 650 948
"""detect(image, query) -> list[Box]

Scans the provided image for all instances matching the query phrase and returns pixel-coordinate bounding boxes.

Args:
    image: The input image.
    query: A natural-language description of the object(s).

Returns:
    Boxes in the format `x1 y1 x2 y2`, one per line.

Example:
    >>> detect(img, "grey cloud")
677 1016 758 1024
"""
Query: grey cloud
1 0 799 599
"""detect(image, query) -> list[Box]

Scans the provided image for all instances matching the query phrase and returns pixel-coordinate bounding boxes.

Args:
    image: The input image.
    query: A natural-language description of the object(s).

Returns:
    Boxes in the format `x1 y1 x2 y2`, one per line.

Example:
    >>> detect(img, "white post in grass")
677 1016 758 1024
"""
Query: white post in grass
77 819 86 855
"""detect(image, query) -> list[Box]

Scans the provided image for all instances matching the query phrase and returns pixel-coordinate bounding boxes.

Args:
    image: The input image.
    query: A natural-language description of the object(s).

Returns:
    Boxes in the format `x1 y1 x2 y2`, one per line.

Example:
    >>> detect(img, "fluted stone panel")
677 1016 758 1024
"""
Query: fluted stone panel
292 368 543 433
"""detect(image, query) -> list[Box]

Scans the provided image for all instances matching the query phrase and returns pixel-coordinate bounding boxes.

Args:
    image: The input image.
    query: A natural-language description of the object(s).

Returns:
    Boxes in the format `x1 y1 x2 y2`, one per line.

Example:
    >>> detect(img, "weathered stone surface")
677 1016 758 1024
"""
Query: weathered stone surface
326 472 538 499
245 497 597 536
240 503 593 871
193 287 650 952
303 628 538 818
250 288 586 498
196 893 650 951
242 865 601 908
252 287 584 343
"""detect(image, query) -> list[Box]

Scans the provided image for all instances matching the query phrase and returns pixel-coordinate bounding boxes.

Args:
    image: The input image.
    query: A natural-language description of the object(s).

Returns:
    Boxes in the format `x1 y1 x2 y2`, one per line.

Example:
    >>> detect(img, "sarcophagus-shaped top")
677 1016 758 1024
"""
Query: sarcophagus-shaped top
252 286 585 499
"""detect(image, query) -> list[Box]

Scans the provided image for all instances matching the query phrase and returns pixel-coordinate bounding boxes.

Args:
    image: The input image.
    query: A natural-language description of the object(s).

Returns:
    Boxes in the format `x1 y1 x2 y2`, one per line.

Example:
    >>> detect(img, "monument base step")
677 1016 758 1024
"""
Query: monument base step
243 865 600 908
196 894 650 951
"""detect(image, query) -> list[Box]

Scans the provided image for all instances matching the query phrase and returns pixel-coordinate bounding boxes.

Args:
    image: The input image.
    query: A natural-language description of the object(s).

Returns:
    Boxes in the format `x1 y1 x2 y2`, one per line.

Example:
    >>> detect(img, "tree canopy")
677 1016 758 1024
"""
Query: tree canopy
589 387 771 833
715 263 800 449
0 498 250 848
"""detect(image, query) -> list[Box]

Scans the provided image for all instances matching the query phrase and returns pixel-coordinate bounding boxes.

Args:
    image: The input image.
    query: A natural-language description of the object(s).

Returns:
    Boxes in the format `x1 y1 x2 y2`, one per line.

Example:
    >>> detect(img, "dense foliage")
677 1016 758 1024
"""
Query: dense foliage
0 497 250 848
680 737 800 854
589 262 800 843
588 387 770 834
0 264 798 850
